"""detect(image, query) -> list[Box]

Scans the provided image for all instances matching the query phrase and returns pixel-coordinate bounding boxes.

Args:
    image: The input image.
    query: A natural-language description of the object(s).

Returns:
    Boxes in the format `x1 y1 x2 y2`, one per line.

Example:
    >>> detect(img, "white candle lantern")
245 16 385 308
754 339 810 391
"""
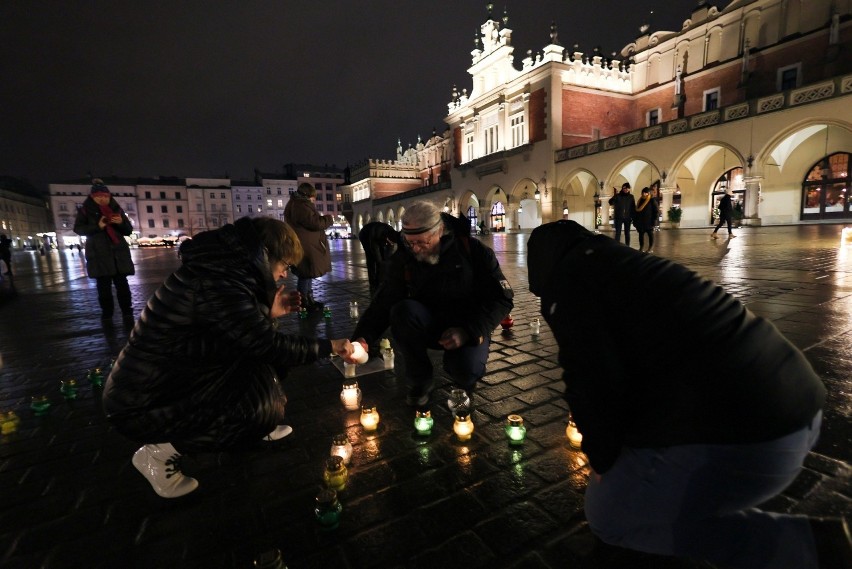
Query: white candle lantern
349 300 359 318
340 380 362 410
360 405 380 431
382 348 394 370
530 318 541 336
344 362 357 378
566 417 583 449
330 433 353 465
453 413 474 441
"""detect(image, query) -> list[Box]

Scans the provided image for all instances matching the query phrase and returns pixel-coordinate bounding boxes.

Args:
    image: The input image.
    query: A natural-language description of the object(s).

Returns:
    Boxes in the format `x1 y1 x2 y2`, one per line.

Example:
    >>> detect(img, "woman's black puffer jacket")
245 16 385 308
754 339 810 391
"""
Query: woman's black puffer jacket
103 217 330 450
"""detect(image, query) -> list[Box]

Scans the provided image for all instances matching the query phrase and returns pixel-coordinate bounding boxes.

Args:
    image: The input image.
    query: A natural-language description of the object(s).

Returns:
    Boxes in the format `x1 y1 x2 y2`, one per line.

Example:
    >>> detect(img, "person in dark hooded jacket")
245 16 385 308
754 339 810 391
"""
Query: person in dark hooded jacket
358 221 401 292
351 201 513 407
527 220 845 569
103 216 355 499
73 179 135 319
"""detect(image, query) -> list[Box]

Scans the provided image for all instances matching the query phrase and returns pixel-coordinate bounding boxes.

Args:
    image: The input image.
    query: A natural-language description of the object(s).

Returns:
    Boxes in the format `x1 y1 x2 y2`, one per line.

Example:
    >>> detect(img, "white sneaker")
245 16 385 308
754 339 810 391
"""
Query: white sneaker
132 443 199 498
264 425 293 441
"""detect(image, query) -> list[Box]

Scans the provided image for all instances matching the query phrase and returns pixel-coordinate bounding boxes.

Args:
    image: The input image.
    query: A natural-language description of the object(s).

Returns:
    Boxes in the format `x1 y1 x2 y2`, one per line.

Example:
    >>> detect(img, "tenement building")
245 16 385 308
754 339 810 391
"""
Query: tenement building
348 0 852 233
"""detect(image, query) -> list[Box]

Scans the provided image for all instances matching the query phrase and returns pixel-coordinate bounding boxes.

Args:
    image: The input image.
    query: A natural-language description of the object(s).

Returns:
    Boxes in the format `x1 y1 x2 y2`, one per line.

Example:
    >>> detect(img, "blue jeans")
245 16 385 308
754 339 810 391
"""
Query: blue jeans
389 299 490 392
585 411 822 569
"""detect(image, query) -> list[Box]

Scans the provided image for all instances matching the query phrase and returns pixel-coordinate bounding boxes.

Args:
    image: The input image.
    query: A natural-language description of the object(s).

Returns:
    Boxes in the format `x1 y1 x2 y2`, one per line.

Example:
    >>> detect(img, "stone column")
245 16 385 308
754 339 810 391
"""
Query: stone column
742 176 763 226
660 188 675 228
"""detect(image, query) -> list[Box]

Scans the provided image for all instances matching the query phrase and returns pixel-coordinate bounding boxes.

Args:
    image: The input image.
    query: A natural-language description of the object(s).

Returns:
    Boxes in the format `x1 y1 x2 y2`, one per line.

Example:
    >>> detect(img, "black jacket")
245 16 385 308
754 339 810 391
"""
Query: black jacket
717 193 733 220
528 221 826 474
73 196 135 278
632 195 659 232
353 214 513 346
103 217 331 449
608 191 636 222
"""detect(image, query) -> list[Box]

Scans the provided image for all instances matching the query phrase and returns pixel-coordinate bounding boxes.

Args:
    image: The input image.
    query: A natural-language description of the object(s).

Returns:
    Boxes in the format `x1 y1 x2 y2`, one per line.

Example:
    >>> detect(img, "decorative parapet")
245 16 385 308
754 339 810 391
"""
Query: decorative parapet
555 73 852 164
373 181 452 205
476 161 508 178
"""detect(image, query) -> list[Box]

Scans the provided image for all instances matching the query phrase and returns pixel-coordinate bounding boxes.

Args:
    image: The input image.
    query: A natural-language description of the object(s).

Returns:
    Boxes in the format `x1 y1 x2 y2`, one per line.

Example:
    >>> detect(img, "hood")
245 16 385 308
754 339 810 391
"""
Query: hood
527 220 596 297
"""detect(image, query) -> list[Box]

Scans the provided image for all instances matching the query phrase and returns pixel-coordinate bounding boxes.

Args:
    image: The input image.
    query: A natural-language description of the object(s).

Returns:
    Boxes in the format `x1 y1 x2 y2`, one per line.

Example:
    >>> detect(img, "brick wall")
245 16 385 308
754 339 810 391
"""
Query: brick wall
529 88 547 143
561 90 635 148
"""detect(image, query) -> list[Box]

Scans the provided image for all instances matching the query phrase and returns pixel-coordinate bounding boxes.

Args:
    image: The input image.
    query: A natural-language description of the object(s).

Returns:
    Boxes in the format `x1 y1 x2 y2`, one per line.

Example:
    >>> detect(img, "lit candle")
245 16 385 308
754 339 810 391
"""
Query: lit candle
350 342 368 364
360 405 380 431
323 306 332 320
88 368 104 387
330 433 354 465
0 411 20 435
323 456 348 491
453 413 474 441
566 418 583 449
500 315 514 329
382 348 394 370
349 301 359 319
59 379 78 400
30 396 51 416
314 488 343 530
414 410 434 436
340 380 362 410
298 307 308 319
505 414 527 445
343 362 357 379
530 318 541 336
379 338 391 351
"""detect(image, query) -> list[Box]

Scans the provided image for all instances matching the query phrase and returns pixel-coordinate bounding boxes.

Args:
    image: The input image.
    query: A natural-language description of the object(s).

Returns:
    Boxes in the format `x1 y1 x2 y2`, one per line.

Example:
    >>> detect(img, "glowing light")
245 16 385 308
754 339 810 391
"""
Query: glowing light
330 434 353 465
453 413 474 441
340 380 362 410
360 406 380 431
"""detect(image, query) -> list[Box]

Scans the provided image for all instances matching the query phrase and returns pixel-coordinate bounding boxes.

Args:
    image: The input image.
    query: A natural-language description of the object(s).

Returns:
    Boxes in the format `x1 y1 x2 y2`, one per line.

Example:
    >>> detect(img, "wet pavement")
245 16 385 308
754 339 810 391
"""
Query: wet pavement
0 224 850 568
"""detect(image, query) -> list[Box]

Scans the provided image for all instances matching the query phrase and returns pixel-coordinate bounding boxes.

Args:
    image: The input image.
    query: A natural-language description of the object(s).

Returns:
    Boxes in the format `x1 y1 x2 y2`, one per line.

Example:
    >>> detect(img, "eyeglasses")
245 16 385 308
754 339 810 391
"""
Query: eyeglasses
403 230 437 250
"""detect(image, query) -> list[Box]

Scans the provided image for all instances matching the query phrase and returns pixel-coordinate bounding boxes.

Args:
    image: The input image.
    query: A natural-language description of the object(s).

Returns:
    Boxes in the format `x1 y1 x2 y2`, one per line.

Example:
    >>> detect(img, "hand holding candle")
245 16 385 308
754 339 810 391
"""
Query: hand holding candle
350 341 368 364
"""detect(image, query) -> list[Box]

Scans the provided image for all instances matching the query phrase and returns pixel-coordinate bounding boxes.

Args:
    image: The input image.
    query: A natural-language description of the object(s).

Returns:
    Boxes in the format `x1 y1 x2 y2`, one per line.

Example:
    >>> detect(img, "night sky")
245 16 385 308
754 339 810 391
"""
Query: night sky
2 0 699 186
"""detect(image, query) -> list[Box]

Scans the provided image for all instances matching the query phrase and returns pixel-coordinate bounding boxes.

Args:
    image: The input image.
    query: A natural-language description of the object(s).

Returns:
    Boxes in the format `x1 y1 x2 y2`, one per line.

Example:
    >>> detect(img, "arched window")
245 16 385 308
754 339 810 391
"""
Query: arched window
490 202 506 232
466 205 478 233
801 152 850 220
710 167 745 224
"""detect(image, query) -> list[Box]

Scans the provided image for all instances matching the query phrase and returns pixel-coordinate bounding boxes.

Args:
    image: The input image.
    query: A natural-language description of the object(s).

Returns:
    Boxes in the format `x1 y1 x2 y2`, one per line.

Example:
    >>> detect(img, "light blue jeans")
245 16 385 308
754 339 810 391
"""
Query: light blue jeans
585 411 822 569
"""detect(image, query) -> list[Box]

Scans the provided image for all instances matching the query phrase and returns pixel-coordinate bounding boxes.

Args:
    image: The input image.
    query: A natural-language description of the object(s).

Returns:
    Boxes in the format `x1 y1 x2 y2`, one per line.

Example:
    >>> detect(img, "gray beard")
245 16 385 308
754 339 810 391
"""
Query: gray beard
415 252 440 265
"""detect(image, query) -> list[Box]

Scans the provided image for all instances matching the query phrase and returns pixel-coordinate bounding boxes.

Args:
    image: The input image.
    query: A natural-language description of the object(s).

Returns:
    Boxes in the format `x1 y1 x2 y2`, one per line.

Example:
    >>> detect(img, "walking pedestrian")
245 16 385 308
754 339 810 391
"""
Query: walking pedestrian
73 179 135 319
103 216 356 498
633 187 659 253
608 183 635 246
0 233 12 275
351 201 513 407
712 189 736 238
358 221 400 293
284 182 333 312
527 220 848 569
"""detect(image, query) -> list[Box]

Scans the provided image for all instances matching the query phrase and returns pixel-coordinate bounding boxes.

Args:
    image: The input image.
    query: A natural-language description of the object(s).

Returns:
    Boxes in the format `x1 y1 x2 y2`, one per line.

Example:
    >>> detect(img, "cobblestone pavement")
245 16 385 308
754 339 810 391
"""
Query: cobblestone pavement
0 224 850 569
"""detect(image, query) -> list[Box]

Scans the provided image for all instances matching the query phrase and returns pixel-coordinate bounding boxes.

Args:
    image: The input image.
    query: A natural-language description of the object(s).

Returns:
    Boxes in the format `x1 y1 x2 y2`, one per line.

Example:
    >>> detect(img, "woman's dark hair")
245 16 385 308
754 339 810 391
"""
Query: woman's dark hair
251 217 303 267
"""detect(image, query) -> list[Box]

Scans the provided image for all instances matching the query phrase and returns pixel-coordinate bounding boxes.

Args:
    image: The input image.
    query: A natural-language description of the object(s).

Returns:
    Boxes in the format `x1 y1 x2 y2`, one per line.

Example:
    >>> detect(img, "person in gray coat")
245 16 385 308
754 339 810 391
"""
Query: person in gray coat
73 179 135 319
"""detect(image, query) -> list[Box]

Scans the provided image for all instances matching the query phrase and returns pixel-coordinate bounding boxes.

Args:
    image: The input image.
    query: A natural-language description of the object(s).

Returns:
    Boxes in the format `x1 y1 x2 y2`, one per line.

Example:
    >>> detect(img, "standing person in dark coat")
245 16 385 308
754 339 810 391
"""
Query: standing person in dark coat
0 233 12 275
284 182 333 311
608 182 636 246
712 188 736 238
527 220 849 569
632 187 660 253
73 179 135 319
358 221 400 292
351 201 513 407
103 217 356 498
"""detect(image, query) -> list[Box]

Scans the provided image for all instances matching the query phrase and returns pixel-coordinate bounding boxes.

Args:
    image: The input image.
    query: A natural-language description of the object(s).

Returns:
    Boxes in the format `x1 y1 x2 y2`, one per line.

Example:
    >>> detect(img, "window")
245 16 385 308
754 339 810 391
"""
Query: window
267 189 272 195
647 108 660 126
237 205 242 213
277 189 282 195
160 192 166 199
236 194 241 200
220 193 226 199
326 193 333 202
257 205 262 212
484 124 499 155
176 206 183 213
196 204 203 212
211 204 217 212
148 219 155 228
777 64 801 91
145 191 152 199
59 203 68 212
162 219 170 228
178 219 184 228
801 152 851 220
465 132 474 162
277 199 283 207
161 205 168 213
703 88 720 111
146 205 154 213
175 192 181 200
267 199 273 207
510 113 525 147
248 205 254 213
209 192 215 199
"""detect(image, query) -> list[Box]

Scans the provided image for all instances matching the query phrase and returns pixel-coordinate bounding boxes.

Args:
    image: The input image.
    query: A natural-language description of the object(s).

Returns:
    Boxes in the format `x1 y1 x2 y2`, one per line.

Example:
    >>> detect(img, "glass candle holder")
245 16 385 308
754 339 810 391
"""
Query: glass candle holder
343 361 357 379
500 315 514 329
349 301 359 319
59 379 78 400
314 488 343 531
360 405 380 431
323 456 348 491
340 380 362 410
447 388 471 416
530 318 541 336
505 414 527 445
88 368 104 387
453 413 474 441
298 307 308 319
1 411 21 435
330 433 353 465
566 418 583 449
322 306 332 320
382 348 394 370
30 396 51 416
253 548 287 569
414 410 434 436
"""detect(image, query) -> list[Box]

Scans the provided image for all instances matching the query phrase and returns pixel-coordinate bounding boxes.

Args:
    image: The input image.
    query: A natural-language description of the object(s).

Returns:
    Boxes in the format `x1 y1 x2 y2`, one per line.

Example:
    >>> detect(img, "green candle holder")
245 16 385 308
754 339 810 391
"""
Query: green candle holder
314 488 343 530
87 368 104 387
322 307 332 320
30 396 51 416
298 308 308 320
505 414 527 445
414 410 434 436
60 379 78 400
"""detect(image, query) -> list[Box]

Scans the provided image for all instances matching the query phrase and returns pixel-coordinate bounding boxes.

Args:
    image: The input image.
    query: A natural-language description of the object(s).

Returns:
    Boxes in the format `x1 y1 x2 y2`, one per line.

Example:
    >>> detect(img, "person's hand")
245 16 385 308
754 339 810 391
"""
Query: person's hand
270 286 301 318
109 215 122 224
98 216 108 229
438 327 469 350
331 339 354 360
339 338 368 363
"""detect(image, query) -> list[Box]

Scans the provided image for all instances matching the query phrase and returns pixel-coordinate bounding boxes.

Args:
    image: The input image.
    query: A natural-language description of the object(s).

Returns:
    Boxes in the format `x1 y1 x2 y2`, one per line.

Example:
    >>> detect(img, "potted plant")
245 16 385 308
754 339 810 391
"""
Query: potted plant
667 206 683 228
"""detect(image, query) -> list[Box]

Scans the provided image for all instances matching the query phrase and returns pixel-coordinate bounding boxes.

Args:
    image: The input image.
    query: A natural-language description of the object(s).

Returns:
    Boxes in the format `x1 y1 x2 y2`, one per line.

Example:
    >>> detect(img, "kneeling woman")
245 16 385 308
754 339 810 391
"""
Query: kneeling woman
103 217 354 498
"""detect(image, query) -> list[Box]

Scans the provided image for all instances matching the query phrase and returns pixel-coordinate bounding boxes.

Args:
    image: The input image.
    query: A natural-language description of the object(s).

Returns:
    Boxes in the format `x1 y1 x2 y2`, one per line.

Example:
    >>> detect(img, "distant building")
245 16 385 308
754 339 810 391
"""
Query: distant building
185 177 233 236
0 176 52 249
